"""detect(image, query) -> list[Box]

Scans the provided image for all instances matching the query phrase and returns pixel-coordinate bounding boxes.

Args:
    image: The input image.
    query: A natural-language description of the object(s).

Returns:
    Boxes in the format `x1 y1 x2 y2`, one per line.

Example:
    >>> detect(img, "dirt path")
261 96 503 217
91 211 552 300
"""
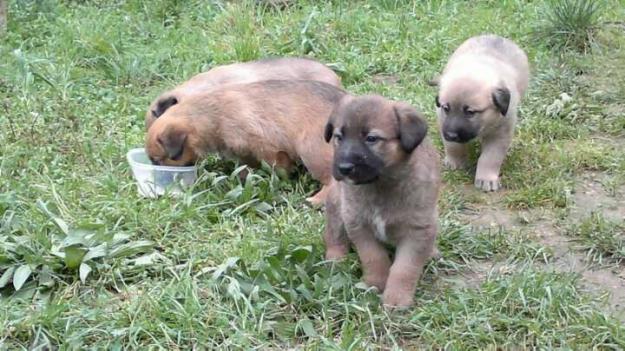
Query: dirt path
453 171 625 318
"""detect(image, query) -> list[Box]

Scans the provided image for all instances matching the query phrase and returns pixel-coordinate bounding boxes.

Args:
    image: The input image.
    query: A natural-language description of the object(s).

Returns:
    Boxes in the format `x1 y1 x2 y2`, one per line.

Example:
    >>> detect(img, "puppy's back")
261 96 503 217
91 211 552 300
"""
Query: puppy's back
447 35 529 94
183 80 346 153
181 57 341 94
146 58 341 130
215 80 346 134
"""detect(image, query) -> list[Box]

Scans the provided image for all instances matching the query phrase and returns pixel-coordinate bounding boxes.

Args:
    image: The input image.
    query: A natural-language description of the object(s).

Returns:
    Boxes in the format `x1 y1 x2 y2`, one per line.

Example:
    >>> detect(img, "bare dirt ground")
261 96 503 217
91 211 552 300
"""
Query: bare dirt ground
454 171 625 319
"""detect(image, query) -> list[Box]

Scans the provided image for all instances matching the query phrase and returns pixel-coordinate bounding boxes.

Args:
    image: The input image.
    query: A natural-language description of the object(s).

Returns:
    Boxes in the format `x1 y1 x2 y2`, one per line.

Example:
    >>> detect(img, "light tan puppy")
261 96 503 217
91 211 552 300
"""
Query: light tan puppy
434 34 529 191
145 57 341 130
145 80 346 205
323 95 441 307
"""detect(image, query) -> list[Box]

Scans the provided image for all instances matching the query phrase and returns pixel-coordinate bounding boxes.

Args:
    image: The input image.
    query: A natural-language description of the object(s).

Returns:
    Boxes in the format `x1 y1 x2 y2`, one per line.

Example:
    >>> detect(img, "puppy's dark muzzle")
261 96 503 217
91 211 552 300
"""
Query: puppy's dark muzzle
443 131 461 142
443 130 475 143
333 159 380 184
333 141 383 184
337 162 355 176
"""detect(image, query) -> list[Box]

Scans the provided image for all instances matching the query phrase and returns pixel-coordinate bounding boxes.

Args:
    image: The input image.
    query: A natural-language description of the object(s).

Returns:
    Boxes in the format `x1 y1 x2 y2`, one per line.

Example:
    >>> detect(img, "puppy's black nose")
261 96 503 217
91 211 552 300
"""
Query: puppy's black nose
338 162 355 176
443 131 460 142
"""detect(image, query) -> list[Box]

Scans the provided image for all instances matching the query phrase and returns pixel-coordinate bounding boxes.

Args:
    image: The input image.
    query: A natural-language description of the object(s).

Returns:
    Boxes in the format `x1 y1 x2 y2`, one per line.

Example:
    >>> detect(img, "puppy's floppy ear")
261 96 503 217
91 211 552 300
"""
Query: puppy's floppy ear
152 95 178 118
323 94 353 143
324 122 334 143
394 102 428 153
158 124 187 160
492 87 511 116
324 98 346 143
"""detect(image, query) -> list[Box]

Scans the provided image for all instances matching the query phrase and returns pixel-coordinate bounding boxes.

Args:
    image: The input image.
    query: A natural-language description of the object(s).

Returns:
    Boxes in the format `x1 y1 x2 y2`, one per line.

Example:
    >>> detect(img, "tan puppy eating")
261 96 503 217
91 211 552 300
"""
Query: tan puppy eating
145 80 346 205
145 57 341 130
323 95 441 307
434 34 529 191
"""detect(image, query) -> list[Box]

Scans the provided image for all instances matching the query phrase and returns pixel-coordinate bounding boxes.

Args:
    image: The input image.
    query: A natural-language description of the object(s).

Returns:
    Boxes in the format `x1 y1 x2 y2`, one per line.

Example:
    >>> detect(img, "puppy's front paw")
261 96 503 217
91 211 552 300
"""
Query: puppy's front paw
305 195 324 207
305 186 330 207
444 157 469 170
382 289 413 308
429 246 442 260
363 274 387 292
475 176 501 192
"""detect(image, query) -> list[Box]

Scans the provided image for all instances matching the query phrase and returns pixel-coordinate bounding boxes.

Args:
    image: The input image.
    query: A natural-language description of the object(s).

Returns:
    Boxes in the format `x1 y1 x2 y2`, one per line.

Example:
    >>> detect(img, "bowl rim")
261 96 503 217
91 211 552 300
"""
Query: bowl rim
127 148 197 172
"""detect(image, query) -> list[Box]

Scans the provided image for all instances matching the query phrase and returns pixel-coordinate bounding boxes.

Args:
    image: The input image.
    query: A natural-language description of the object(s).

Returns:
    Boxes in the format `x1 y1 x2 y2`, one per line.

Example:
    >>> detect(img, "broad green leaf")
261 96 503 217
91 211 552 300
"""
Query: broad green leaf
259 160 272 173
13 265 32 291
212 257 240 280
225 185 243 200
50 244 66 258
272 321 295 340
63 233 90 247
64 223 106 247
299 318 317 337
0 266 16 288
38 266 55 288
79 263 92 284
108 240 153 258
295 265 313 288
36 199 69 235
110 233 131 246
290 246 312 263
53 218 69 236
211 175 229 187
83 244 107 262
254 202 273 214
64 245 87 269
226 278 242 300
227 199 259 217
131 252 168 266
230 165 249 180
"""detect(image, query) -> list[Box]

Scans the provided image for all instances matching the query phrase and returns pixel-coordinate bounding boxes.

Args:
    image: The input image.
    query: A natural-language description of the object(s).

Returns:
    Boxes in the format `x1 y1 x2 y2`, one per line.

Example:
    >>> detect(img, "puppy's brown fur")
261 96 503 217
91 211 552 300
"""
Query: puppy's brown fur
434 34 529 191
145 80 346 204
323 95 441 307
145 57 341 130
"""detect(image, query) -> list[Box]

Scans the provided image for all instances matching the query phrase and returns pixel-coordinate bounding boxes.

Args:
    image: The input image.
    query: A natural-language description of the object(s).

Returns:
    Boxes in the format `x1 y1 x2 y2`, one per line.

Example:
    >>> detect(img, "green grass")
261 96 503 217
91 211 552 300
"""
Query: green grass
533 0 603 52
567 213 625 265
2 0 625 349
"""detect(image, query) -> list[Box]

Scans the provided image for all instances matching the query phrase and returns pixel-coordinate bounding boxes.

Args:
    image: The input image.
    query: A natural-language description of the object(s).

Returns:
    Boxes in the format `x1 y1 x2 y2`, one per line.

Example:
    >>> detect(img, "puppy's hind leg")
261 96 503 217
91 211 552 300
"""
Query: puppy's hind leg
274 151 295 172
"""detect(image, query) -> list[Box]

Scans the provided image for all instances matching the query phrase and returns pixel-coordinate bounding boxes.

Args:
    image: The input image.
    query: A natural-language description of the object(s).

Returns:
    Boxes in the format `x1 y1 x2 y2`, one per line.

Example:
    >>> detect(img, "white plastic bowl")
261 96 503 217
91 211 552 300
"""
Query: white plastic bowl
127 148 197 198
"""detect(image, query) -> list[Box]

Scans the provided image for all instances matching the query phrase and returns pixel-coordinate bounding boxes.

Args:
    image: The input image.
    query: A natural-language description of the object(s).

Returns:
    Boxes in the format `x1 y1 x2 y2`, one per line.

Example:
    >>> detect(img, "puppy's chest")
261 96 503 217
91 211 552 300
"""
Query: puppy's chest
341 189 405 244
370 208 390 243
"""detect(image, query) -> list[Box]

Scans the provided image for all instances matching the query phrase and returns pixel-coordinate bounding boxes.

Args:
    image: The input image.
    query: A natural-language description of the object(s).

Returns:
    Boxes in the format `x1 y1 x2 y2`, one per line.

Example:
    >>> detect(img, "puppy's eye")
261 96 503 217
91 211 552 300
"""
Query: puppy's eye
464 106 476 117
442 104 450 113
365 135 380 144
333 133 343 142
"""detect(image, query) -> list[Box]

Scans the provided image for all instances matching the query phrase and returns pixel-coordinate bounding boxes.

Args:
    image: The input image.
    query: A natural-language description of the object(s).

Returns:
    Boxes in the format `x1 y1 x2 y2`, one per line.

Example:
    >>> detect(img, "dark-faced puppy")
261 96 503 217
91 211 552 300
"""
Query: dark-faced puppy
145 80 346 205
145 57 342 130
434 34 529 191
323 95 441 308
